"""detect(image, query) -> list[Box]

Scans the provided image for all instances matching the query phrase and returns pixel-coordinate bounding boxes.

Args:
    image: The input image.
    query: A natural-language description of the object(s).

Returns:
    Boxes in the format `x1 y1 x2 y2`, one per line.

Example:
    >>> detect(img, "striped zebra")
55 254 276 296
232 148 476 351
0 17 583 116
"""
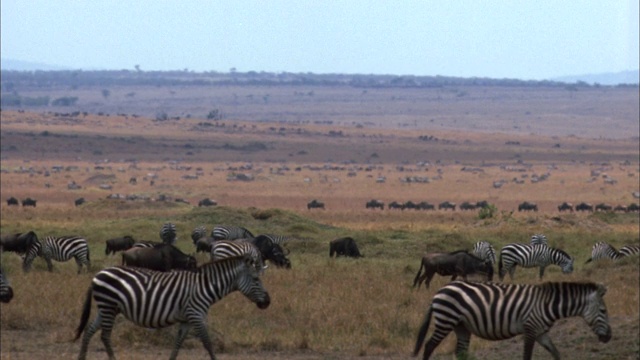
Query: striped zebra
259 234 293 246
74 257 271 360
619 244 640 257
160 222 177 244
23 235 91 274
210 240 265 272
585 242 622 263
413 281 611 360
212 225 254 241
191 225 208 244
0 267 13 303
529 233 548 246
498 243 573 281
471 241 496 265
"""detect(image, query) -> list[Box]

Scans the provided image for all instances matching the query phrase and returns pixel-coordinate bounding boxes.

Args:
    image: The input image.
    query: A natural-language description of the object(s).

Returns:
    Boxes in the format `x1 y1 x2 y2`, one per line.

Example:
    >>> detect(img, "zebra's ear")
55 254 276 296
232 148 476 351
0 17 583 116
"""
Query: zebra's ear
596 283 607 296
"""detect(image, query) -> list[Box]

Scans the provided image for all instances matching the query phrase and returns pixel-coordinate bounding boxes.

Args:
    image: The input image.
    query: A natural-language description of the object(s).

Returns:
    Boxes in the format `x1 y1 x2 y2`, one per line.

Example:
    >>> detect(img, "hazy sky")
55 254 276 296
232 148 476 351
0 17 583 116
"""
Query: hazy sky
1 1 638 80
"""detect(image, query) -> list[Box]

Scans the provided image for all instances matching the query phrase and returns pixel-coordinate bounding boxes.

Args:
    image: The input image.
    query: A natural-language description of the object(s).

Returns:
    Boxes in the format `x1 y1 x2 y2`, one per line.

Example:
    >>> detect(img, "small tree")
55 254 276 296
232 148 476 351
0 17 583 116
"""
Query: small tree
478 204 497 219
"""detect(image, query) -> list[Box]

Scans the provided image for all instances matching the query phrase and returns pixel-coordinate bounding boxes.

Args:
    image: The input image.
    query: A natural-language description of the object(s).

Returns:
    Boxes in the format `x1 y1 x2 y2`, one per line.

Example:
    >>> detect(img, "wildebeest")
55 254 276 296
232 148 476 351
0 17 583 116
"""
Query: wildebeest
438 201 456 211
6 197 19 206
558 202 574 212
329 237 363 258
417 201 435 210
105 236 135 255
248 235 292 269
475 200 490 209
307 199 325 210
628 203 640 212
412 250 494 289
576 202 594 212
21 197 37 207
75 197 86 207
0 267 13 303
388 201 405 210
595 203 613 212
459 202 477 211
518 201 538 212
198 198 217 207
365 199 384 210
121 244 197 272
1 231 39 270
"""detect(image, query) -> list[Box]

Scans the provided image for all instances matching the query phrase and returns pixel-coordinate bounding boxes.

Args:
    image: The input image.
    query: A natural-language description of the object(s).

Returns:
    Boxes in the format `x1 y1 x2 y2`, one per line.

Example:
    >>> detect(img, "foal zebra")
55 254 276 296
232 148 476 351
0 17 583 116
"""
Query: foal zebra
0 267 13 303
586 242 622 263
212 225 254 241
499 243 573 280
471 241 496 265
413 281 611 360
75 257 271 360
23 235 90 273
619 244 640 257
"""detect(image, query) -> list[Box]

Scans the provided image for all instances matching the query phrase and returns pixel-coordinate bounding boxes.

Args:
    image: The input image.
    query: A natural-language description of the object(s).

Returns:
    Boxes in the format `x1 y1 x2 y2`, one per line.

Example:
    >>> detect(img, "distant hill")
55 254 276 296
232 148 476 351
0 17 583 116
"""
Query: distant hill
552 70 639 85
1 58 71 71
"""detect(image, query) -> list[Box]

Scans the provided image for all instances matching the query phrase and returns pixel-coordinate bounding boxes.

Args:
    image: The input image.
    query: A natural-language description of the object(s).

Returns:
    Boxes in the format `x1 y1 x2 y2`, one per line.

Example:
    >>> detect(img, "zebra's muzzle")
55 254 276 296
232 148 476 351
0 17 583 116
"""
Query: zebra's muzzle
256 293 271 309
598 330 612 343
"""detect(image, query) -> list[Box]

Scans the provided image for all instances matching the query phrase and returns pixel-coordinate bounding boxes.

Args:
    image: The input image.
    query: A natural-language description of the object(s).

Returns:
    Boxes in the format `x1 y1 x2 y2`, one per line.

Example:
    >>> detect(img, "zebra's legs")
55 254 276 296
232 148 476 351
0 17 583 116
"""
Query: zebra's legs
538 265 546 280
191 318 216 360
98 310 118 360
75 257 84 274
43 255 54 272
535 332 561 360
79 314 111 360
453 326 472 360
170 323 192 360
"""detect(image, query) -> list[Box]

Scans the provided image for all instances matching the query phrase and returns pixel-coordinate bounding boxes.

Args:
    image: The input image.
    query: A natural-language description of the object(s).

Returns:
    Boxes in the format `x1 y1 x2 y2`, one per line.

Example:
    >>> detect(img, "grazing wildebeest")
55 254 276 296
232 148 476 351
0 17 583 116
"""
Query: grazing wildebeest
329 237 363 258
198 198 217 207
1 231 39 270
558 202 574 212
475 200 490 209
75 197 86 207
438 201 456 211
21 197 37 207
412 250 493 289
518 201 538 212
105 235 135 255
249 235 292 269
628 203 640 212
307 199 325 210
365 199 385 210
121 244 197 272
459 202 477 211
595 203 613 212
388 201 405 210
404 201 419 210
576 202 594 212
6 197 19 206
417 201 435 210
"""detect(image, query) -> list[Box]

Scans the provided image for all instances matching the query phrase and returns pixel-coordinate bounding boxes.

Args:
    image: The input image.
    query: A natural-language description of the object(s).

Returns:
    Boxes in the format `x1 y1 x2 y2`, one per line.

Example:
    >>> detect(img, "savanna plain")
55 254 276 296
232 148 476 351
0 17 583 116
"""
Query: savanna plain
0 83 639 360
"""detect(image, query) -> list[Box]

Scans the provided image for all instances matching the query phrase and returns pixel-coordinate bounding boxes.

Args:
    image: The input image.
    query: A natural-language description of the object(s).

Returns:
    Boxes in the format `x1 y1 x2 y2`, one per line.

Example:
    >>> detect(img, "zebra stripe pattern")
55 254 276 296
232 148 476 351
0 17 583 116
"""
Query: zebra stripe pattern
498 243 573 280
0 267 13 303
212 225 254 241
210 240 265 272
413 281 611 360
75 257 270 360
191 225 207 243
529 233 548 246
619 244 640 257
586 242 622 263
259 234 293 246
23 235 91 274
160 222 177 244
471 241 496 265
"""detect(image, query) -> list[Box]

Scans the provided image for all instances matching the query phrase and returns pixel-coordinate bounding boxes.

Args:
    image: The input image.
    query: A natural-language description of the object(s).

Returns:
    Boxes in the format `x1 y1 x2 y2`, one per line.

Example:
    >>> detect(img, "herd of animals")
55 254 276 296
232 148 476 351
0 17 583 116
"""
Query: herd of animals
1 226 639 359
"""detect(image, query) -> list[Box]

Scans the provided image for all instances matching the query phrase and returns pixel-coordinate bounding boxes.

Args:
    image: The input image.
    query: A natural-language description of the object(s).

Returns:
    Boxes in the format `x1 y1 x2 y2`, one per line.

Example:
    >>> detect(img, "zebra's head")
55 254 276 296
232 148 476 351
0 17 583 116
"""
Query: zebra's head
583 283 612 343
556 249 574 274
237 257 271 309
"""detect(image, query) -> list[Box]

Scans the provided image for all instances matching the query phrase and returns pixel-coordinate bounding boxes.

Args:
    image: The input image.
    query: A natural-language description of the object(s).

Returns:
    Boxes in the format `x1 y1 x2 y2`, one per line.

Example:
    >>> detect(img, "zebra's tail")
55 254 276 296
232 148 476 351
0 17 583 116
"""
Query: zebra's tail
585 258 593 264
73 286 93 341
413 306 433 357
412 259 425 289
498 252 504 280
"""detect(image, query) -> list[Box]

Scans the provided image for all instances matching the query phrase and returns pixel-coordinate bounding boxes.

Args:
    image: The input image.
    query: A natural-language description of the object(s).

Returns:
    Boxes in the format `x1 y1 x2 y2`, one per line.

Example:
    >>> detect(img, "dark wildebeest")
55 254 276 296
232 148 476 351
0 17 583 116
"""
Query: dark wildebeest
307 199 325 210
75 197 86 207
438 201 456 211
249 235 292 269
329 237 363 258
198 198 217 207
1 231 39 264
121 244 197 272
6 197 19 206
518 201 538 212
412 250 494 289
0 267 13 303
476 200 490 209
388 201 405 210
558 202 574 212
613 205 628 213
459 202 477 211
628 203 640 212
365 199 384 210
105 236 136 255
21 198 37 207
595 203 613 212
417 201 435 210
576 202 594 212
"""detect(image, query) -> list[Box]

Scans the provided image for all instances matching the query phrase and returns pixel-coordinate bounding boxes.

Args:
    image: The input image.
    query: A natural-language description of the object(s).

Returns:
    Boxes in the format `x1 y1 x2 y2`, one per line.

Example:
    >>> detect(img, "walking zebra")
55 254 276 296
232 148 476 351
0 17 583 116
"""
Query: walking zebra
585 242 622 263
471 241 496 265
619 244 640 257
23 235 90 273
212 225 254 241
0 267 13 303
413 281 611 360
529 233 548 246
498 243 573 281
74 257 271 360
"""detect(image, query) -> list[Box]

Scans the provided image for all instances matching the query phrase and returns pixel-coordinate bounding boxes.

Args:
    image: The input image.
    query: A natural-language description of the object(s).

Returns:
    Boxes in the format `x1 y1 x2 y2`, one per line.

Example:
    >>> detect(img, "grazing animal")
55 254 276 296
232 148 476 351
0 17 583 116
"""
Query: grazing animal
6 197 19 206
159 222 177 244
417 201 435 210
499 243 573 281
365 199 385 210
619 244 640 257
121 244 197 272
191 226 216 253
212 225 254 241
249 235 292 269
595 203 613 212
0 267 14 303
210 240 265 272
104 235 135 255
585 242 621 263
329 237 363 258
198 198 217 207
74 197 86 207
74 257 271 360
471 241 497 265
576 202 594 212
23 235 91 274
21 197 37 207
412 250 493 289
627 203 639 212
388 201 405 210
558 202 574 212
438 201 456 211
307 199 325 210
529 233 548 246
1 231 39 260
518 201 538 212
459 202 477 211
413 281 611 360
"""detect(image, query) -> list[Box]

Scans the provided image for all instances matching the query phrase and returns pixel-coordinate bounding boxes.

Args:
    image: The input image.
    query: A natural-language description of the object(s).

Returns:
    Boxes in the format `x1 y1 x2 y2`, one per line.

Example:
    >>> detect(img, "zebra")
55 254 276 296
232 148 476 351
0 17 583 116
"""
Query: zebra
471 241 496 265
529 233 548 246
23 235 91 274
619 244 640 257
212 225 254 241
191 225 208 244
210 240 265 272
585 242 622 263
413 281 611 360
160 222 177 244
0 267 13 303
498 243 573 281
74 257 271 360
